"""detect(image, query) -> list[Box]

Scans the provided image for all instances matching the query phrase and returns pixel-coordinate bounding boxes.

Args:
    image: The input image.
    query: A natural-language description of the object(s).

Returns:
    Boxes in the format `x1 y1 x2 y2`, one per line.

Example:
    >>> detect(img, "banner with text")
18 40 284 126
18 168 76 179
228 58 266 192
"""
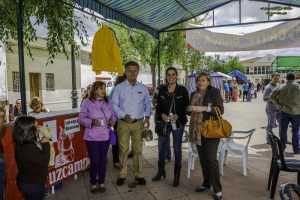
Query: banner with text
186 21 300 52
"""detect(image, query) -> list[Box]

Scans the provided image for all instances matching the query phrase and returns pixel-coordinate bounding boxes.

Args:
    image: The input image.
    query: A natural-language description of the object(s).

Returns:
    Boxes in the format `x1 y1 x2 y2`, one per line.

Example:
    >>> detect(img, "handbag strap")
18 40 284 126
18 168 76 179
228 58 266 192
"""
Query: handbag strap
99 107 110 128
213 107 223 121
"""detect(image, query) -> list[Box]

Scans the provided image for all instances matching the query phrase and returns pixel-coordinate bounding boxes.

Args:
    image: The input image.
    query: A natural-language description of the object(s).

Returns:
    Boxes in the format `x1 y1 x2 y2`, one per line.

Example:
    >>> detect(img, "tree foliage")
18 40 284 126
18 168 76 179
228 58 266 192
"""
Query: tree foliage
206 55 245 74
0 0 90 63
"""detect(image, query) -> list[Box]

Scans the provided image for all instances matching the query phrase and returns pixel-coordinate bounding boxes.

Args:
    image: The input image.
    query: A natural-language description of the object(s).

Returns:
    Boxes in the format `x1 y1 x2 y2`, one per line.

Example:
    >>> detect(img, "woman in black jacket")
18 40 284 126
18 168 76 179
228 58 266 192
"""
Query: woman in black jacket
187 72 224 200
13 116 50 200
152 67 189 187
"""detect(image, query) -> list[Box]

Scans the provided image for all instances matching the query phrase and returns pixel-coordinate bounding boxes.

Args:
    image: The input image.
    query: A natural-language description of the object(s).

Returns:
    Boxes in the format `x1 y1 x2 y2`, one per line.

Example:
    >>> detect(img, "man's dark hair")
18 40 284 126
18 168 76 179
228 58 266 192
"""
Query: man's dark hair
271 72 280 78
125 61 139 70
286 72 295 80
13 116 37 145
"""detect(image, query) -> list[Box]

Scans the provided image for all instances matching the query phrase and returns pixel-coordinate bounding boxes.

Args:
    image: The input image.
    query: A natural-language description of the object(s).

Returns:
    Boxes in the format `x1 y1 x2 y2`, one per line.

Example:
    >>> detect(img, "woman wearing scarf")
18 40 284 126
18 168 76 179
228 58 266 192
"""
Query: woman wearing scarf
187 72 224 200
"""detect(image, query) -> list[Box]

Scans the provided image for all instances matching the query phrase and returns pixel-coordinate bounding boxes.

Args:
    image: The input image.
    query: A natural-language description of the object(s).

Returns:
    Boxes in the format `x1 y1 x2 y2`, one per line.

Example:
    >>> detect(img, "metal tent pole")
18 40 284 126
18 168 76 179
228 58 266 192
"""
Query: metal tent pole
71 44 78 108
17 0 27 114
157 33 161 85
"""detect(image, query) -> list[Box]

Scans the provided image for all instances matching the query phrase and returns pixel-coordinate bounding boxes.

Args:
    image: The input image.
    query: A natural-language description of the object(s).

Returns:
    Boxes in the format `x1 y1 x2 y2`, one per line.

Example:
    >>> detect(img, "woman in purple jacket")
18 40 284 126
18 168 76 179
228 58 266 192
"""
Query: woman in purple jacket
79 81 116 193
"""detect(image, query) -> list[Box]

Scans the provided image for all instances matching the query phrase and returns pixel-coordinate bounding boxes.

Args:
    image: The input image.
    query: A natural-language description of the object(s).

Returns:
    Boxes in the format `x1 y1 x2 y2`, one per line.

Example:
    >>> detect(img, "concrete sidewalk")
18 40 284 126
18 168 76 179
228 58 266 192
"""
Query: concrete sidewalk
48 93 300 200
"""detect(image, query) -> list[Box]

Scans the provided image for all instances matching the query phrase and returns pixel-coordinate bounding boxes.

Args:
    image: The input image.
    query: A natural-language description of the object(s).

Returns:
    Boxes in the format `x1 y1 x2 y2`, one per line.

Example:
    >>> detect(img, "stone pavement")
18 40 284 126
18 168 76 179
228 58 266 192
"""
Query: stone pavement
47 93 299 200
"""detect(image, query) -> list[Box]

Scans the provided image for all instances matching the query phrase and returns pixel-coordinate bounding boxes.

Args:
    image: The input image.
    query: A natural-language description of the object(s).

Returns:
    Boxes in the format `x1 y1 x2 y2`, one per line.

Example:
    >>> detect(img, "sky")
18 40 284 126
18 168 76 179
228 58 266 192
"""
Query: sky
197 0 300 60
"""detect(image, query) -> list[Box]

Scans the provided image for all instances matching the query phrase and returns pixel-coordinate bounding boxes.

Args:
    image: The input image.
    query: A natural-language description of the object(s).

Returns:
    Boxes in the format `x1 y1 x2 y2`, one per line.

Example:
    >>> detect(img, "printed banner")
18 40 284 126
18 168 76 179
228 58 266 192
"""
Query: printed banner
186 20 300 52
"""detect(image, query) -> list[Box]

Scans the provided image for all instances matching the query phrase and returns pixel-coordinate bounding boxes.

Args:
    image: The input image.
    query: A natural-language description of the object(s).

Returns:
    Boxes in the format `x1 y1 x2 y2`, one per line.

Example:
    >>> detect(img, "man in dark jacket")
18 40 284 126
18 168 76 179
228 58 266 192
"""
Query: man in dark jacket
270 72 300 154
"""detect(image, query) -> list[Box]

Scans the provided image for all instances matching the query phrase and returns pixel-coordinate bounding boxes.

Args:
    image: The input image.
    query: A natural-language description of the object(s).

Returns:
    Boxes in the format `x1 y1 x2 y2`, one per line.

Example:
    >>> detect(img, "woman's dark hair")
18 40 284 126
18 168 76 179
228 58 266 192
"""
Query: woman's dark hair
89 81 108 102
13 116 37 145
115 75 127 86
165 67 178 84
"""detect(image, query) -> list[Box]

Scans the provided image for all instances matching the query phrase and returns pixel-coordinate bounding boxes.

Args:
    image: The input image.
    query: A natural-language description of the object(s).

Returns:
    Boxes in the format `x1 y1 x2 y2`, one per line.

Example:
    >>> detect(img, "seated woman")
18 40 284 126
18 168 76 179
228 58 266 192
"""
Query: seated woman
13 116 50 200
28 97 49 116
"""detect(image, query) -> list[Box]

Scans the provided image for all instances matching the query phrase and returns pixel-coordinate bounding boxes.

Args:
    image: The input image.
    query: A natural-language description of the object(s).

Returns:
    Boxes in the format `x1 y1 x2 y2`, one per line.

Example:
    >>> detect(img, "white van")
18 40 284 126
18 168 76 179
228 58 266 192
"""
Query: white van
104 80 114 96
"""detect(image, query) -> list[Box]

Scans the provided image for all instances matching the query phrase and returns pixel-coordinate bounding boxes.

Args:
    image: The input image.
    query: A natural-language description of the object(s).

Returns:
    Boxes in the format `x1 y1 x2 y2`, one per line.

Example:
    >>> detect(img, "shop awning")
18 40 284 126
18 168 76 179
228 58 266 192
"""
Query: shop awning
74 0 233 38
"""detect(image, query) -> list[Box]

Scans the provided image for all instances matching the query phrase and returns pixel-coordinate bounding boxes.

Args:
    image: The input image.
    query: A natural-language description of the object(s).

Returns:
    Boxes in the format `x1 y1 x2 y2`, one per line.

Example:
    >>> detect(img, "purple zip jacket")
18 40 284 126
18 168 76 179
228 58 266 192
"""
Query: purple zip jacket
79 98 116 141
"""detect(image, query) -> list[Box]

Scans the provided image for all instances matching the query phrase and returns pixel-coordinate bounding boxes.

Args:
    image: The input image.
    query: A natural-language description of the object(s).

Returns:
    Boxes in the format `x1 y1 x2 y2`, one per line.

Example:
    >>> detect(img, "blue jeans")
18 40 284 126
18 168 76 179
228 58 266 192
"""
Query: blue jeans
266 105 281 136
0 156 4 200
158 125 184 165
18 181 45 200
280 112 300 153
165 135 171 160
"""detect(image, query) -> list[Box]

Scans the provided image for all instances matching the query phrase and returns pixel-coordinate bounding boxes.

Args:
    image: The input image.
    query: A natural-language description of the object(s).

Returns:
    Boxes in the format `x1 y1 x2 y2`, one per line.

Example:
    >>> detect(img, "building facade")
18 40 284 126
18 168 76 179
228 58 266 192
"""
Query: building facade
241 54 276 84
0 38 81 112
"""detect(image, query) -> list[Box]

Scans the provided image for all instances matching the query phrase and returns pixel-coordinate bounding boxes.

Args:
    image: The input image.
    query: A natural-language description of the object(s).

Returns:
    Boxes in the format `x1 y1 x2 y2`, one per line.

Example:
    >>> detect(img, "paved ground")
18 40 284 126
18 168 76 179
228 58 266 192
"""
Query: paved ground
47 93 299 200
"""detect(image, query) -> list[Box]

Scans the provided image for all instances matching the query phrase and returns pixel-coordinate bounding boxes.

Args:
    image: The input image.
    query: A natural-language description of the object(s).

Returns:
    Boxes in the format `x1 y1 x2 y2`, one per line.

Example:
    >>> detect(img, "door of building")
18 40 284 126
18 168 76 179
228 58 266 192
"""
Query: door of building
29 73 41 99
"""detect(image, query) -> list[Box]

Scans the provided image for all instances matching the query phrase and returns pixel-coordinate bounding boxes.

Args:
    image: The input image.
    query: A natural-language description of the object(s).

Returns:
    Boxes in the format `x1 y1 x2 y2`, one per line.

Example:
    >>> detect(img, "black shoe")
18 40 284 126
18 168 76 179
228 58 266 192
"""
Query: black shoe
195 186 208 192
117 178 125 186
215 195 223 200
90 186 98 194
135 178 146 185
99 186 106 193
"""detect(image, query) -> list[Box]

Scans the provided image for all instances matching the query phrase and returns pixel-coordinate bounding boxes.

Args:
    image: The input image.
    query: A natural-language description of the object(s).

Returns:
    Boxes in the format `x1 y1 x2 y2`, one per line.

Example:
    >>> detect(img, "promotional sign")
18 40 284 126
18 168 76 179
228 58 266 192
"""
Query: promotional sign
2 113 89 200
186 20 300 52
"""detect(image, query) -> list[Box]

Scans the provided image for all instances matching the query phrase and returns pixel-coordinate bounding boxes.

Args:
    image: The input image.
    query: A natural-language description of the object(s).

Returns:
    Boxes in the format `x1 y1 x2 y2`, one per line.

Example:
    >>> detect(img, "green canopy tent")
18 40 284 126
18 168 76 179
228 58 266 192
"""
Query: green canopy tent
270 56 300 73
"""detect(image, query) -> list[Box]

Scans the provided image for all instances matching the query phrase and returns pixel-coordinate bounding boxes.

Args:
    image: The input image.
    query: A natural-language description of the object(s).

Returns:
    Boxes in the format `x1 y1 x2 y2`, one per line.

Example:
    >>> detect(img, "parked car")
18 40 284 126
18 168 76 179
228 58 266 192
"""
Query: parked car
103 80 114 96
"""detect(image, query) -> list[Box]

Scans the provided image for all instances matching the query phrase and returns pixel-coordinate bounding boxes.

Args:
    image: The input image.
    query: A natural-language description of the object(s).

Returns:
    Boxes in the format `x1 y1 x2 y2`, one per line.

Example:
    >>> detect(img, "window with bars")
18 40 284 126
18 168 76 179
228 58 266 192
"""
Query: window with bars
46 73 55 91
12 71 20 92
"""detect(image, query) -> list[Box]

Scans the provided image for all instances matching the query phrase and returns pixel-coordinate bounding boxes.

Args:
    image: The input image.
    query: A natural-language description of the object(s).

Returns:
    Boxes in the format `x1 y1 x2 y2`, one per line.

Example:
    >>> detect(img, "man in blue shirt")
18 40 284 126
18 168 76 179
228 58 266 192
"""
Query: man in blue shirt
242 82 249 102
112 61 151 186
223 81 230 103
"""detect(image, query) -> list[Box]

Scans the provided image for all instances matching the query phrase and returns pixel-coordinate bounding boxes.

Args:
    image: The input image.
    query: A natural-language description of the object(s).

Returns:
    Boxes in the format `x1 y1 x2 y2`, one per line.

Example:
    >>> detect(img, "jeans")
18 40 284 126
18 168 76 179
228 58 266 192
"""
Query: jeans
0 156 4 200
158 125 184 165
280 112 300 153
165 135 171 160
18 181 45 200
266 105 281 137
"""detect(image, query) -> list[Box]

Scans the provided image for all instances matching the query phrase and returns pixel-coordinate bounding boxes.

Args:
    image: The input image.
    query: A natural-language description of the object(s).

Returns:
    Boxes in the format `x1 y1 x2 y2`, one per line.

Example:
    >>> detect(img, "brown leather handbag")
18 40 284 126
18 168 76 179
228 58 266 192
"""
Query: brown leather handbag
200 107 232 138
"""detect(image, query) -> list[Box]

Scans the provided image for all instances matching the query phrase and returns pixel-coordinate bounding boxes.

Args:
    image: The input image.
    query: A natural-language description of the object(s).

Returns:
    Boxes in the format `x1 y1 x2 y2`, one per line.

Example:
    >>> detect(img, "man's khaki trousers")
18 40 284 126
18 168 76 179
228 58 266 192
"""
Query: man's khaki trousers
117 119 144 178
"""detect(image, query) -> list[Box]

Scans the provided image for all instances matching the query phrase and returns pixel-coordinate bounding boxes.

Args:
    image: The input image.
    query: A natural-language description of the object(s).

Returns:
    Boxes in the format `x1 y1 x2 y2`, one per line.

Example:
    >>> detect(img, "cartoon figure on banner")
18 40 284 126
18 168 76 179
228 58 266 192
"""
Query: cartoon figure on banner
38 126 55 166
55 126 74 168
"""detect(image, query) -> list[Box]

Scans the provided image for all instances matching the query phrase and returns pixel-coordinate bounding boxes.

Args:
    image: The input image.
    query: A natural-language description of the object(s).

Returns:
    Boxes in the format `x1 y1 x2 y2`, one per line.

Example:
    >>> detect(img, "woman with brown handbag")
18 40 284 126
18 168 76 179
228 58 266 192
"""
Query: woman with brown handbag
187 72 224 200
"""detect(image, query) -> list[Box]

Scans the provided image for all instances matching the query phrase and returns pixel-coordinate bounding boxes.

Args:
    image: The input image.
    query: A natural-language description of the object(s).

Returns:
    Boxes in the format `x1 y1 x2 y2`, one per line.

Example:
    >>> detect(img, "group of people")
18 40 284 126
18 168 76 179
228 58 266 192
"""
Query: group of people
0 60 225 200
223 79 238 102
79 61 224 200
264 72 300 154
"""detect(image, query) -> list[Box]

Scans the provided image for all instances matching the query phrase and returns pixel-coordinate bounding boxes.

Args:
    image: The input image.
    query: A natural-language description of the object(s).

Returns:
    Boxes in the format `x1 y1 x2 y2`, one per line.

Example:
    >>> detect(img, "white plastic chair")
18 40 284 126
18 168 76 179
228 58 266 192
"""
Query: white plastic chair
187 142 198 178
187 140 224 178
219 129 256 176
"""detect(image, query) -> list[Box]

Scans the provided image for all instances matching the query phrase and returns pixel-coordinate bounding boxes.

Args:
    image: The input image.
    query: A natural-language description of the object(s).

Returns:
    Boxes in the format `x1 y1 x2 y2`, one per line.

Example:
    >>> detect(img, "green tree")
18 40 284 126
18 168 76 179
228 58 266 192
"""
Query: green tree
206 55 225 73
224 56 245 74
0 0 90 63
